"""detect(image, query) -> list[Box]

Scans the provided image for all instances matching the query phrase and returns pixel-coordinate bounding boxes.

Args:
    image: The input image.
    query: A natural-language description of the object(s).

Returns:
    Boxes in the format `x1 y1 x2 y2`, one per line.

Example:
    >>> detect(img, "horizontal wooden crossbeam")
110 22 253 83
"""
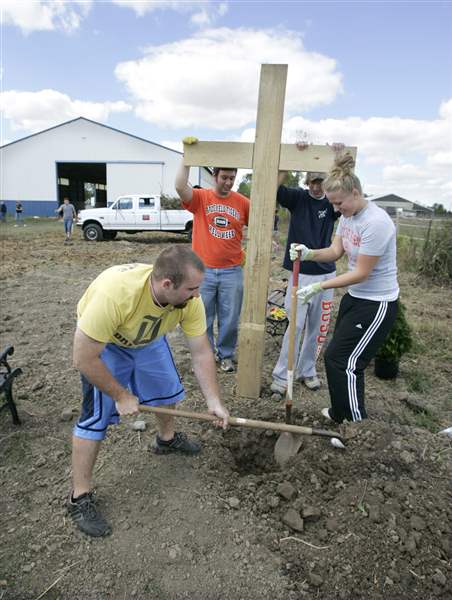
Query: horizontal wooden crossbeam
183 141 357 172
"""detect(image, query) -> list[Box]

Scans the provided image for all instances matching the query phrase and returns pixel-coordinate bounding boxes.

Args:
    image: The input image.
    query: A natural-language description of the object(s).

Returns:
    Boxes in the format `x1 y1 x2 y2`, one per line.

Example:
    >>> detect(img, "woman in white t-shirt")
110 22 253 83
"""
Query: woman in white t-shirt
291 154 399 424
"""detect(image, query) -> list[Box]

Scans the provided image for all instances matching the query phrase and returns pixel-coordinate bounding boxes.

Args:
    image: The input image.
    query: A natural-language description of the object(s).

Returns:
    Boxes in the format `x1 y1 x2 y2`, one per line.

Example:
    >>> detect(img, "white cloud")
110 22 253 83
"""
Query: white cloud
237 101 452 209
190 2 228 26
112 1 188 16
190 10 212 27
0 0 92 34
112 0 227 25
439 98 452 121
427 151 452 168
115 27 342 130
382 164 426 182
0 89 131 132
218 3 228 16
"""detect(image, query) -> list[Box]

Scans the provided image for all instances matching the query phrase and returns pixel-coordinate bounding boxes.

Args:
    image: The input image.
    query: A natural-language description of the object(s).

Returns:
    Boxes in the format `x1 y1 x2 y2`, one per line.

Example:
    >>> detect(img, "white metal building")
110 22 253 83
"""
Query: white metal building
370 194 433 217
0 117 213 216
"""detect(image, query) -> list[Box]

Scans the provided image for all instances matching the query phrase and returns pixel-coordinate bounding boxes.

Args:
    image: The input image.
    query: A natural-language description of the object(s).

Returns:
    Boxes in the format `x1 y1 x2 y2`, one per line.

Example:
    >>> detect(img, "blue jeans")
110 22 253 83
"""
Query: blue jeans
201 266 243 360
64 218 73 234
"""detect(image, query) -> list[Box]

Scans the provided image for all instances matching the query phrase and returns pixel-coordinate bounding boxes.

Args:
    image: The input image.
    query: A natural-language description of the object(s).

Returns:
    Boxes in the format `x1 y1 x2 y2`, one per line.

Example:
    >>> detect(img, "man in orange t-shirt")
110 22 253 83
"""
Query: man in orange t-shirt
176 155 249 372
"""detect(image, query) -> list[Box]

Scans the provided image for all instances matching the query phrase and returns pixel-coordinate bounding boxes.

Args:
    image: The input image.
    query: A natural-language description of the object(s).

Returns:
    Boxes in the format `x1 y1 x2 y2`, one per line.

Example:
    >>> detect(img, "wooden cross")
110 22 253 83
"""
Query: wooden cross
184 64 357 399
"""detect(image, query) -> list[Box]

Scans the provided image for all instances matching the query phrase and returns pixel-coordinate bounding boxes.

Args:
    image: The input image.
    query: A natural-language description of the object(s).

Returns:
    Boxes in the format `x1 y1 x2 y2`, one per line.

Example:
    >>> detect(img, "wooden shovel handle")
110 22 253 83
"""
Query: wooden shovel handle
138 405 343 442
286 256 301 415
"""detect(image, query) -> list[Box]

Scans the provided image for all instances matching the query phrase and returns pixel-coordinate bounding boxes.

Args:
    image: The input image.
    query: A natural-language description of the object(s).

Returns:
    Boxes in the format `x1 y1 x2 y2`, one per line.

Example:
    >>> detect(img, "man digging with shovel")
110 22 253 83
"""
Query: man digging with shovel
68 246 229 537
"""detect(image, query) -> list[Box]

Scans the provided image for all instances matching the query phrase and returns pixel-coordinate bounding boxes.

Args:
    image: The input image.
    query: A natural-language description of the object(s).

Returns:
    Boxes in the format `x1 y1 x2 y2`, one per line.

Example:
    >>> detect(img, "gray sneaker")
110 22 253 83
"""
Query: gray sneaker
270 380 287 395
219 358 234 373
302 376 321 390
152 432 201 455
67 491 111 537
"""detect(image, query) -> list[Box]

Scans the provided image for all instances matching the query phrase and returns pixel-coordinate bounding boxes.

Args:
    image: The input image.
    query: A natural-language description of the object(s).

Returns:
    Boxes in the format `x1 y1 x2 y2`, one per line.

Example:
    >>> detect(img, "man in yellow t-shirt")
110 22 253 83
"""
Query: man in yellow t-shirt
68 245 229 538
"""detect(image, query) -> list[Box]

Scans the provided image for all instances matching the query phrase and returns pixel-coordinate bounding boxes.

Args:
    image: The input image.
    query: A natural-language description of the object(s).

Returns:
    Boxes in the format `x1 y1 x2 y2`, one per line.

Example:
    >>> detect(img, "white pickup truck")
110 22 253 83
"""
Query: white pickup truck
77 194 193 242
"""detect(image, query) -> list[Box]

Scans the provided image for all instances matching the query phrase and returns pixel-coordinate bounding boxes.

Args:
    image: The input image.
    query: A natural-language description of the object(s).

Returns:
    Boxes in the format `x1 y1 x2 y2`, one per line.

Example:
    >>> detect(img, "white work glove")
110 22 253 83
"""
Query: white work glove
182 136 198 145
289 243 315 262
296 282 323 305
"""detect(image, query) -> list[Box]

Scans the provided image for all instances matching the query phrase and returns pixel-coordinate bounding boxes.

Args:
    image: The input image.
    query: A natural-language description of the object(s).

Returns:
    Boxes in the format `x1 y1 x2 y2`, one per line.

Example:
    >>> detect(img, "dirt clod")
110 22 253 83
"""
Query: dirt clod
277 481 296 500
282 509 304 532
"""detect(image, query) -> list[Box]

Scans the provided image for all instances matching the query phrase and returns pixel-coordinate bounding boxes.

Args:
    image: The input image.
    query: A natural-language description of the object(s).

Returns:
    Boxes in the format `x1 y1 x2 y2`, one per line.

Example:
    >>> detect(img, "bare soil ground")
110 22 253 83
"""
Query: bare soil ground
1 224 451 600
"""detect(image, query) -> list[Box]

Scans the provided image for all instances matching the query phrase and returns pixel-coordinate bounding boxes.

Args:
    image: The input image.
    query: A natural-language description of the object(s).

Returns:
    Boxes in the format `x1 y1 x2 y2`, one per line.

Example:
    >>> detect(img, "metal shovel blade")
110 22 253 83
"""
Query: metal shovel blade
274 431 303 467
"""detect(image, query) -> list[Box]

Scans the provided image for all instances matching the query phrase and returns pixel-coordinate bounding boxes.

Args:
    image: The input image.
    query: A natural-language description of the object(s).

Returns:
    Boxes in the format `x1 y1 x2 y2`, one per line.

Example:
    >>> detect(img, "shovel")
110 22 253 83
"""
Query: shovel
273 256 304 466
138 405 344 445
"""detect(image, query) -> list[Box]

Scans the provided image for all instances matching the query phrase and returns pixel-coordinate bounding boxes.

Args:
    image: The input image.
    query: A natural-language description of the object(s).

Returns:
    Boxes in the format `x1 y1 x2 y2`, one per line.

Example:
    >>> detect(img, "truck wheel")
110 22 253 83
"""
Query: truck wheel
104 230 117 240
83 223 104 241
186 224 193 242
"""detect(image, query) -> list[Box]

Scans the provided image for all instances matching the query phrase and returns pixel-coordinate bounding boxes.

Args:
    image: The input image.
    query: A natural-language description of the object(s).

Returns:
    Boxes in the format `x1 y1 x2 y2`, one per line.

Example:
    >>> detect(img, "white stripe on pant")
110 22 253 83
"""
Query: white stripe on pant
324 293 398 423
346 301 388 421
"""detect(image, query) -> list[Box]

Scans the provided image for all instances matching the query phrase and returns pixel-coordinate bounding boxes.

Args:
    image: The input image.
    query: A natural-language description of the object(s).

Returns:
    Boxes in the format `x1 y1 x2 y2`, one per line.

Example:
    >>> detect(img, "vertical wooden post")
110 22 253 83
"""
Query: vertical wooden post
237 65 288 398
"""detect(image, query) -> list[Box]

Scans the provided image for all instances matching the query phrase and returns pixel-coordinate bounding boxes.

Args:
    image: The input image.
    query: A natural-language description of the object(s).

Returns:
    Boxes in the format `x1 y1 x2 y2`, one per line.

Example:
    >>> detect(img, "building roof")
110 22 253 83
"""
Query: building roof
0 116 182 155
371 193 433 212
410 201 433 213
370 193 411 204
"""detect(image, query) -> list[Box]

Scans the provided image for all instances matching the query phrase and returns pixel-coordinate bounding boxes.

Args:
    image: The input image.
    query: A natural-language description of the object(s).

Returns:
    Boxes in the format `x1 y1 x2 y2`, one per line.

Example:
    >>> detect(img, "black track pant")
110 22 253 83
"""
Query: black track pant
324 293 398 423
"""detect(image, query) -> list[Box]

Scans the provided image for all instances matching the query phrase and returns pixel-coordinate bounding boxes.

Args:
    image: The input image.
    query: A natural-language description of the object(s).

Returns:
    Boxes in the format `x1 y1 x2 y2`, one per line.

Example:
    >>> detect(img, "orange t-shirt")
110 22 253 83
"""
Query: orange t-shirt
183 188 249 268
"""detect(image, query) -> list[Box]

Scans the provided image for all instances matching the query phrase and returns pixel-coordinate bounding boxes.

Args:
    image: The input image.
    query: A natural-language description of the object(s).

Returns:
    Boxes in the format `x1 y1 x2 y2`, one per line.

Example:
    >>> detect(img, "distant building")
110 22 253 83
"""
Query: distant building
370 194 433 218
0 117 213 216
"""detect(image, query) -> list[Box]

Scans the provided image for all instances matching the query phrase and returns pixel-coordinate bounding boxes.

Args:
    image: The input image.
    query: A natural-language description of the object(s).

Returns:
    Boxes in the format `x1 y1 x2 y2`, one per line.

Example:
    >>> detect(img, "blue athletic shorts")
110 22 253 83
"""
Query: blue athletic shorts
73 336 184 441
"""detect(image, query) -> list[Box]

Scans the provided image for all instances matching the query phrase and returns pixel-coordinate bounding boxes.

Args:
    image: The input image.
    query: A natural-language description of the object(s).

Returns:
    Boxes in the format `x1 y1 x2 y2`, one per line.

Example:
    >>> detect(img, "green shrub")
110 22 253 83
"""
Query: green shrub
417 220 452 284
375 299 413 362
160 194 182 210
397 235 422 272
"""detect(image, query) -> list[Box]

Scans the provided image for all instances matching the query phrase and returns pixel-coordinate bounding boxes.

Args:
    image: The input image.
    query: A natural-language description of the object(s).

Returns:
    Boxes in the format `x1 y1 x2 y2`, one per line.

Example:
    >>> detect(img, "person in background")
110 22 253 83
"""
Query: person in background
291 153 399 424
0 201 7 223
15 201 25 227
56 197 77 243
175 139 249 373
270 143 343 396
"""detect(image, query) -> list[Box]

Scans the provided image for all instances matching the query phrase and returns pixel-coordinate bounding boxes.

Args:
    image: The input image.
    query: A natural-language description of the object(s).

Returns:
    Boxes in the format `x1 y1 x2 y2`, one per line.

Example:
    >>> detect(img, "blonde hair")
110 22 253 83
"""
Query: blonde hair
323 153 362 195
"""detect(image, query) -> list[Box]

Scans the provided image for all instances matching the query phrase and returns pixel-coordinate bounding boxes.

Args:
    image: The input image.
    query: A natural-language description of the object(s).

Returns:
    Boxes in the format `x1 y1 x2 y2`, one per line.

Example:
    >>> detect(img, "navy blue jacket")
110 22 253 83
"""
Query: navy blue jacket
277 185 338 275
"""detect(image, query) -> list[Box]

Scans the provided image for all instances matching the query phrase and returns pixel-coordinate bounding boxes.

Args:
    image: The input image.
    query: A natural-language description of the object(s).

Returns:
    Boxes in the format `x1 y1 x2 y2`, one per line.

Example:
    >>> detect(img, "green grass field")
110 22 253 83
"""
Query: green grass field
0 217 68 238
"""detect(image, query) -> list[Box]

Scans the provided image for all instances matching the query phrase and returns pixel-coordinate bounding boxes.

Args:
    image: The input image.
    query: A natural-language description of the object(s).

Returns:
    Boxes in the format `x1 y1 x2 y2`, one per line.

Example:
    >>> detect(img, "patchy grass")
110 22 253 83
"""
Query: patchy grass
0 217 62 238
413 319 452 362
412 409 441 433
405 370 432 394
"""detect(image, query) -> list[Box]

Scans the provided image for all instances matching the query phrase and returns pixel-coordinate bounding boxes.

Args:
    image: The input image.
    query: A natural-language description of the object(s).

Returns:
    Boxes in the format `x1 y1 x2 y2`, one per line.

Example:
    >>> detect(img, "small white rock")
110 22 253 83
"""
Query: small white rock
331 437 345 449
131 420 146 431
228 497 240 509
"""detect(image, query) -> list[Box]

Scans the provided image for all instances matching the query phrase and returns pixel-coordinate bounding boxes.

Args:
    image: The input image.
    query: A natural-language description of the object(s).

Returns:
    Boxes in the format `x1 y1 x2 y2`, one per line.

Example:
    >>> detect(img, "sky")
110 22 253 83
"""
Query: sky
1 0 452 208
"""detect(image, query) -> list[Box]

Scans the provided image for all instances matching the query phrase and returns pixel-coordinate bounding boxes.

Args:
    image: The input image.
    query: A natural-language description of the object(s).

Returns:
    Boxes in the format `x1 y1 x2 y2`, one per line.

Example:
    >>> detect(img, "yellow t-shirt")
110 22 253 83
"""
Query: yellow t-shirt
77 263 206 347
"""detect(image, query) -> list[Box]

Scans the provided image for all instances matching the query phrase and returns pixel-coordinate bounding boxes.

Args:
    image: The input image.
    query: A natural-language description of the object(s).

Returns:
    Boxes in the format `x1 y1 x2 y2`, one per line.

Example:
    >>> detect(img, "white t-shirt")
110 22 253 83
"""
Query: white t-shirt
336 201 399 301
